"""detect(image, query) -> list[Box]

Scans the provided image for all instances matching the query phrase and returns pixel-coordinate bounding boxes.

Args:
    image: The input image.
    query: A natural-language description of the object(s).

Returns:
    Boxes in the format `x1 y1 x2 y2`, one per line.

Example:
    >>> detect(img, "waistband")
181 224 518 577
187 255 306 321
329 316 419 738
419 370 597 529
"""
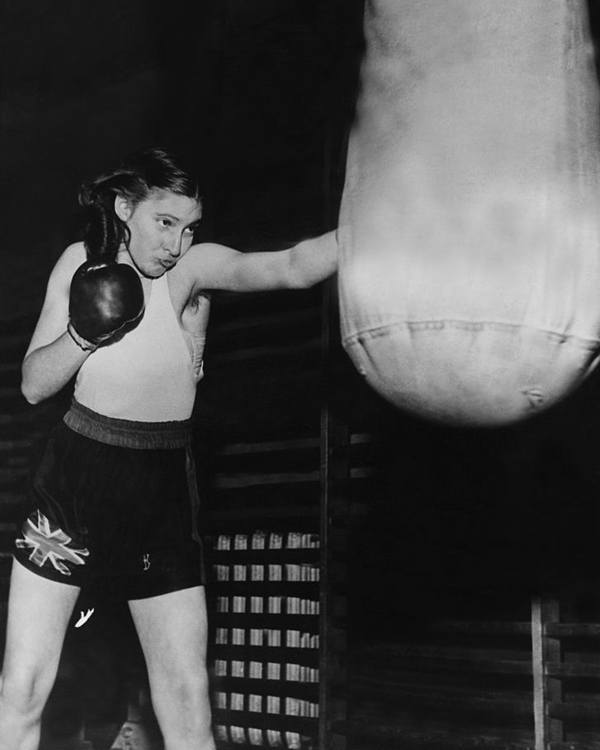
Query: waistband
63 400 202 543
63 400 192 450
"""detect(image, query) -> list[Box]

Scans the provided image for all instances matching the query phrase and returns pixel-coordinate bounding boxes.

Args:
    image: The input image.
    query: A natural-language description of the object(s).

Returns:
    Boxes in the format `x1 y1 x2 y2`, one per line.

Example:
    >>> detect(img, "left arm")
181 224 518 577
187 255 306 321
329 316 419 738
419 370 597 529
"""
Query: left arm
183 230 338 292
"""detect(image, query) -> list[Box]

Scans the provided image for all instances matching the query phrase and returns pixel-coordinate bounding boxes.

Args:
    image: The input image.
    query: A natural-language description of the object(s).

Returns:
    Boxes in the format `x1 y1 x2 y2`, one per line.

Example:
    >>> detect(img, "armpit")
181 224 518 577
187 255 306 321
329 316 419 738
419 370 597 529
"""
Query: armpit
189 290 212 312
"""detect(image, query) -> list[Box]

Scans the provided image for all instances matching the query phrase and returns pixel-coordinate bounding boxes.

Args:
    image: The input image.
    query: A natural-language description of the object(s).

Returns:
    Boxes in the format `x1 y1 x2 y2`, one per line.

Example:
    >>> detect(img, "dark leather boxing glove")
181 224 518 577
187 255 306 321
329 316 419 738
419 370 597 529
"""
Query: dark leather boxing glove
68 261 145 350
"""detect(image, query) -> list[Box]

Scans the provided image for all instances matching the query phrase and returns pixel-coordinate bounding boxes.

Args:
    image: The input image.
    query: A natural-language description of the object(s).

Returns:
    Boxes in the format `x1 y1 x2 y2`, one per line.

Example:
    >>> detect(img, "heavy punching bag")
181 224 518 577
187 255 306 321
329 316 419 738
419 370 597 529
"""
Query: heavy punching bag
338 0 600 426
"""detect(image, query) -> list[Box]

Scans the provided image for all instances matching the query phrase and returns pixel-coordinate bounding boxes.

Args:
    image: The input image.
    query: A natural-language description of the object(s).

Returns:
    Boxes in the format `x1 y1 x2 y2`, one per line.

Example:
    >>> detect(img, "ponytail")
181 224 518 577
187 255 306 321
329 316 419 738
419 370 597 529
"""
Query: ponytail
78 175 131 261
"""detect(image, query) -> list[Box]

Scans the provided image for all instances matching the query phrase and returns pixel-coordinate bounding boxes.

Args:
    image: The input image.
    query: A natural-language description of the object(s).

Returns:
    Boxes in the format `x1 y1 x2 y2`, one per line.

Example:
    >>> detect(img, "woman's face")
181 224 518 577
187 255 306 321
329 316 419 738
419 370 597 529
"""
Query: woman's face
115 189 202 277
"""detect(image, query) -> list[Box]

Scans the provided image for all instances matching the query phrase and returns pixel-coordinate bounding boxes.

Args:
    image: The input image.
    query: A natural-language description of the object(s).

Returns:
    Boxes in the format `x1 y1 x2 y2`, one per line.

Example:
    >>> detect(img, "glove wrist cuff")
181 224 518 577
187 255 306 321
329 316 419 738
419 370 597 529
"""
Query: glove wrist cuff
67 321 98 353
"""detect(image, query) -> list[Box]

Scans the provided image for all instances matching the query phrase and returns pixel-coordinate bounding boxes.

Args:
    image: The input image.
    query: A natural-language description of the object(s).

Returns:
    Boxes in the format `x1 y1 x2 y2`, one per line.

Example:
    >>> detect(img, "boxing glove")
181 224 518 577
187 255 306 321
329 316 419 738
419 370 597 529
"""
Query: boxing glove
68 261 145 350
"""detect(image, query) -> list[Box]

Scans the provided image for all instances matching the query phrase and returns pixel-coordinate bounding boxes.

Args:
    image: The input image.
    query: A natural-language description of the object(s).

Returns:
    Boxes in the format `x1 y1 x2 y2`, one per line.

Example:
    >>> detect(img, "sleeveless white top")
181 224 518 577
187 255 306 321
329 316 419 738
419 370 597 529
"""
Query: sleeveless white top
74 274 204 422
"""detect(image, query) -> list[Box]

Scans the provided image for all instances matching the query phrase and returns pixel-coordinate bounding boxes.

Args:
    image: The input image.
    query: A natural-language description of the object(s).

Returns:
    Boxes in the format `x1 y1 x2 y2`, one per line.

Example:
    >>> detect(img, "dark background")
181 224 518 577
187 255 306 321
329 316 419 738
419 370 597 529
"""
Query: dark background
0 0 363 317
4 0 600 741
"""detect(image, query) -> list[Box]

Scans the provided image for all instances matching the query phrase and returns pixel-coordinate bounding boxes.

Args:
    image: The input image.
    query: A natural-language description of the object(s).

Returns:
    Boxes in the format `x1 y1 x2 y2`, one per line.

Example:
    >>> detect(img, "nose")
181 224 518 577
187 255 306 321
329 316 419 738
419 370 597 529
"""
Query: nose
165 232 184 258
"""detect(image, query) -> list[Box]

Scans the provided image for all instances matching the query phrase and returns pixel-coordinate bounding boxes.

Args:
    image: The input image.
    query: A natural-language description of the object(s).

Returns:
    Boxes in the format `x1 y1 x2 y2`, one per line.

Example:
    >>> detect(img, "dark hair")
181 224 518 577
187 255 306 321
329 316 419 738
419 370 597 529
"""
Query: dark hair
78 147 201 261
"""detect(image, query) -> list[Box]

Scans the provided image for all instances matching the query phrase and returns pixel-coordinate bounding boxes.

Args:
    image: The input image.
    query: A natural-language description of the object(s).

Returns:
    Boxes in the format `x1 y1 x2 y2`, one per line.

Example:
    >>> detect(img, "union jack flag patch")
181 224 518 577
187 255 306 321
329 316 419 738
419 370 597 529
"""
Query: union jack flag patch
16 510 89 576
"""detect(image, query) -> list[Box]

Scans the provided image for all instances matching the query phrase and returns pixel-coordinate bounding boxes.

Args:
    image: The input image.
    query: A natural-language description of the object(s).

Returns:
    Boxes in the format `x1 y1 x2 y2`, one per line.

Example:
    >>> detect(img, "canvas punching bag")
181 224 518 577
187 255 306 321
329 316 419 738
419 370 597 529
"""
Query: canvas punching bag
338 0 600 425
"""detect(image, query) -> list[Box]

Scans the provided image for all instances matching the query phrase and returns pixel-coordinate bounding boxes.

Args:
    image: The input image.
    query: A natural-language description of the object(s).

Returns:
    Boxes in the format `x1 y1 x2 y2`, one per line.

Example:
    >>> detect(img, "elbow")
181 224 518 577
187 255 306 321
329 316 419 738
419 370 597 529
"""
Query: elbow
21 363 45 405
21 379 43 405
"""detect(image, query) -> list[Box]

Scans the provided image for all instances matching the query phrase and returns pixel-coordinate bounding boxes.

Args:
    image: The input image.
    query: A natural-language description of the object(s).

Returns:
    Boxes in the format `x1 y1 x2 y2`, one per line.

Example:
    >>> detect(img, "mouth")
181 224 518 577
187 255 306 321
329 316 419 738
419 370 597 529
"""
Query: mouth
159 259 175 270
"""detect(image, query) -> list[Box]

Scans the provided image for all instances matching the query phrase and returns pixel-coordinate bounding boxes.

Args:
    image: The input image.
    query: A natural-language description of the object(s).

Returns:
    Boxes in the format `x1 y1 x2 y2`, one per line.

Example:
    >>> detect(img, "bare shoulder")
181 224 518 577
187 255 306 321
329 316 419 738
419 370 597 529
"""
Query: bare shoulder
178 242 241 288
51 242 87 287
38 242 88 305
58 241 87 266
183 242 240 266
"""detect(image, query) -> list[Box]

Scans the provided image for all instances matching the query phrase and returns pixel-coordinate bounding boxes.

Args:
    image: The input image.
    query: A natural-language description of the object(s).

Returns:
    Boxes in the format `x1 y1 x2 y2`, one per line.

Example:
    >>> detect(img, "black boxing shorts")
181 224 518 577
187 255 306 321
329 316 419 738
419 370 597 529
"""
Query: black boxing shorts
13 400 205 601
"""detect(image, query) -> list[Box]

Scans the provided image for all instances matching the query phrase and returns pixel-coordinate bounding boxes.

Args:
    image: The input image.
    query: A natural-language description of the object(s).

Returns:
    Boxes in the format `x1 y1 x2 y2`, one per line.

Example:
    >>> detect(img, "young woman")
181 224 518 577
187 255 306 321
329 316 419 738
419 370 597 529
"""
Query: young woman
1 147 337 750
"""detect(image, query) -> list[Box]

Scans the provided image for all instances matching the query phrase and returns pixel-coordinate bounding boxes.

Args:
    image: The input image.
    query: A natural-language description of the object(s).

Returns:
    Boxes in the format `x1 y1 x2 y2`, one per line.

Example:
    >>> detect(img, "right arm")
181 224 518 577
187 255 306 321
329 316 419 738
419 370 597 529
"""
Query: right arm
21 243 90 404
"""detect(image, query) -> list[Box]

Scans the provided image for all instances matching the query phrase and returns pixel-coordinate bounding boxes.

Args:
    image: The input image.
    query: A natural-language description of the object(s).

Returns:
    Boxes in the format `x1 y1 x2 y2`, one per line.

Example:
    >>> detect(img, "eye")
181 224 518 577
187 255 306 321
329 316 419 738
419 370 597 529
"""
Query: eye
184 225 196 235
158 218 173 228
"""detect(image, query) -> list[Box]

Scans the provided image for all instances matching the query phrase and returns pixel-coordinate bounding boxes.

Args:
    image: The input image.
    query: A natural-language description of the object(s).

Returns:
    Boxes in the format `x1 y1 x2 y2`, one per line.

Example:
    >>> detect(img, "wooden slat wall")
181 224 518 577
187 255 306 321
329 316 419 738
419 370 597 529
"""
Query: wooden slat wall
197 288 326 750
328 429 533 750
535 597 600 750
328 397 600 750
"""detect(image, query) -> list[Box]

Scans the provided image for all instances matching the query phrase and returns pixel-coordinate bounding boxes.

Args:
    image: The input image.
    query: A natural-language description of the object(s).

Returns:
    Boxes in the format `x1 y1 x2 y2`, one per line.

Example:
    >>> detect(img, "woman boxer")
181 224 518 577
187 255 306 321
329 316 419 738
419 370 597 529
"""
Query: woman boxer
0 147 337 750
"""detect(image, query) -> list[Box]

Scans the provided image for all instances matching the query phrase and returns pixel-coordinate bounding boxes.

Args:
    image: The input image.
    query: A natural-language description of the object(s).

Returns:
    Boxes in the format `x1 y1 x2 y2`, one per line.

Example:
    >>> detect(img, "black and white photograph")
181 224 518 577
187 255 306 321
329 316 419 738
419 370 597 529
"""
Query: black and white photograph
3 2 600 749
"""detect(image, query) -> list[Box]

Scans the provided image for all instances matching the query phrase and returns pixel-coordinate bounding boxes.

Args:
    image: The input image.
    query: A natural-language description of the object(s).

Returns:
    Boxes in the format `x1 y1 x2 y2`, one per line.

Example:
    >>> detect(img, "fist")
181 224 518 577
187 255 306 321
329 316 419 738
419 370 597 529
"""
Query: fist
69 261 145 347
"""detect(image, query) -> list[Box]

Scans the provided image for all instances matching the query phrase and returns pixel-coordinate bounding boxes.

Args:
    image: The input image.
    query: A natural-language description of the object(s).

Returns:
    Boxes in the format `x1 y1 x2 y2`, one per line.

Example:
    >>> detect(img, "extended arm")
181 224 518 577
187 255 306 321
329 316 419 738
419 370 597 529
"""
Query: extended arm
184 230 338 292
21 243 90 404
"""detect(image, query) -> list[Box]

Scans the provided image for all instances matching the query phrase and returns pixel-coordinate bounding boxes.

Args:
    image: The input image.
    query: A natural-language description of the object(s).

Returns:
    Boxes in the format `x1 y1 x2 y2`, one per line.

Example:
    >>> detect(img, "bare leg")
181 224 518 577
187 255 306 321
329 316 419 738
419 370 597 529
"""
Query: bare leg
129 586 215 750
0 559 80 750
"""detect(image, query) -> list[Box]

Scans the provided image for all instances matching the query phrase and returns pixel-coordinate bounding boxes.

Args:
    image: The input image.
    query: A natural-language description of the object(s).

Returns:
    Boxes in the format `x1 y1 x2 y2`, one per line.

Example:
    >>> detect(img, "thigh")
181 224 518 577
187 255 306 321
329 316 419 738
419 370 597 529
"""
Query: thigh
2 558 80 687
128 586 209 680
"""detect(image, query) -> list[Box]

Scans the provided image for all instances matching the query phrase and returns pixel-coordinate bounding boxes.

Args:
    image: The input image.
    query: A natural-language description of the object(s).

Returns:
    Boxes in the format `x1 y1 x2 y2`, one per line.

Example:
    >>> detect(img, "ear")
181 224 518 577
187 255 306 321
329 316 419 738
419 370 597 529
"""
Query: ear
114 194 133 222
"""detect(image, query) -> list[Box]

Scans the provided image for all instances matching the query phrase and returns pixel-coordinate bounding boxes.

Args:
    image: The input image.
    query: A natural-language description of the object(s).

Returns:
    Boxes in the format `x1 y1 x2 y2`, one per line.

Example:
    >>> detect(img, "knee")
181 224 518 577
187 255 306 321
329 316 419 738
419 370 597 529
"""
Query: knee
0 668 54 722
152 669 212 728
166 671 210 715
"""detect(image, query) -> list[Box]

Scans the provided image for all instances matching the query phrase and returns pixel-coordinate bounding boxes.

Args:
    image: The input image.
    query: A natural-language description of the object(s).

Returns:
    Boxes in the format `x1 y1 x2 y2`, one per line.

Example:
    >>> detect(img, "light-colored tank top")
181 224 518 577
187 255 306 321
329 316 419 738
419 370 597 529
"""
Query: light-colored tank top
74 274 203 422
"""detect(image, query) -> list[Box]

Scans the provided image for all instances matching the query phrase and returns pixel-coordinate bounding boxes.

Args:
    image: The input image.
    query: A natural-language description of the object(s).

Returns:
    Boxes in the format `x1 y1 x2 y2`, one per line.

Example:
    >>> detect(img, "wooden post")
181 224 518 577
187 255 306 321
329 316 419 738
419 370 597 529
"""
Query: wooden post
318 258 349 750
531 596 563 750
